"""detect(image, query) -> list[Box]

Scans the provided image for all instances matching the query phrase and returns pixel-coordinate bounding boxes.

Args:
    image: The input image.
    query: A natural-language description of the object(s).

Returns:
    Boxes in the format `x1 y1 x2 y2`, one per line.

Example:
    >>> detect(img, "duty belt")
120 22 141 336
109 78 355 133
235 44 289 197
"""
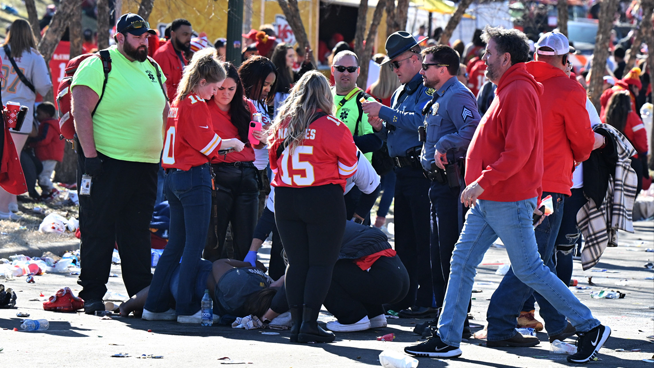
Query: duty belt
394 156 414 168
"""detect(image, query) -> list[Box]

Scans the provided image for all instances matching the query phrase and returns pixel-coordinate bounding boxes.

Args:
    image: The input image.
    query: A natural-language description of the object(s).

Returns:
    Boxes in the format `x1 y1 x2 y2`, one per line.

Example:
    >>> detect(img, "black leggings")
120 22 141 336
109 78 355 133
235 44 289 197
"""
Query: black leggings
275 185 346 310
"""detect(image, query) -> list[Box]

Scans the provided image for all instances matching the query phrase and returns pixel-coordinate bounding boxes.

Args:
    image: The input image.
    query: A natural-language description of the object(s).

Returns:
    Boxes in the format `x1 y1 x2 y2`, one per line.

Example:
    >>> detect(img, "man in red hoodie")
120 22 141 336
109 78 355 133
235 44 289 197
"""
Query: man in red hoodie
486 31 598 348
152 19 192 100
405 27 610 364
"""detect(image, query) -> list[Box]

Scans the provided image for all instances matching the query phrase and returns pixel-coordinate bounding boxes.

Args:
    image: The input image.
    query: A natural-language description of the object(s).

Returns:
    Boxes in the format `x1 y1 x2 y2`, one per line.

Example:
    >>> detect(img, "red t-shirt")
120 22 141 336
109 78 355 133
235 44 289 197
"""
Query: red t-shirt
162 94 222 170
207 98 256 163
269 114 358 191
468 58 487 97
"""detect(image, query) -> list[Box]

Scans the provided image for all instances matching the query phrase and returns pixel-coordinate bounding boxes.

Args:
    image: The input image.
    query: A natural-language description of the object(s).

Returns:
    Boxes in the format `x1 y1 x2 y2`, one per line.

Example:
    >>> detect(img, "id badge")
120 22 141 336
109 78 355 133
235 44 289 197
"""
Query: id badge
80 174 92 195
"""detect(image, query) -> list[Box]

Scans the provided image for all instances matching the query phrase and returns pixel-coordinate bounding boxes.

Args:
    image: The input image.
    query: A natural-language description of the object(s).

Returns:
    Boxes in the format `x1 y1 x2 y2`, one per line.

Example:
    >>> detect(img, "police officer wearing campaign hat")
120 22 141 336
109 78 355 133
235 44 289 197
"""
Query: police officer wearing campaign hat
362 31 434 318
416 45 480 335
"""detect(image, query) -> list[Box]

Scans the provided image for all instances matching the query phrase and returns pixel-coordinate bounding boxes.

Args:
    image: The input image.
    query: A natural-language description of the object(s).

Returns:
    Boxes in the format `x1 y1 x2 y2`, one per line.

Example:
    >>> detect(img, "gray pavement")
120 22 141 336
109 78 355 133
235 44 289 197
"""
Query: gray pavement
0 221 652 367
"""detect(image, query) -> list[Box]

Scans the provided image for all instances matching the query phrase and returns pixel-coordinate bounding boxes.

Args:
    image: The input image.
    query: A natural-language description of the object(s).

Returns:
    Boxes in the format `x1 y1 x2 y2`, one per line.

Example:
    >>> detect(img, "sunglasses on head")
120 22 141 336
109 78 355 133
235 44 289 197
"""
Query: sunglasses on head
421 63 449 71
123 20 150 32
334 65 357 73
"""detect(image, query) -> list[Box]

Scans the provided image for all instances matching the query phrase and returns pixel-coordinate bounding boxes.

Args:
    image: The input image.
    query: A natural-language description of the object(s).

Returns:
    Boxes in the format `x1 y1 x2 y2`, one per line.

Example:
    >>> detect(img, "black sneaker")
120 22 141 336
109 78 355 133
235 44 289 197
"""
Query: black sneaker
567 324 611 364
404 334 462 358
84 300 105 315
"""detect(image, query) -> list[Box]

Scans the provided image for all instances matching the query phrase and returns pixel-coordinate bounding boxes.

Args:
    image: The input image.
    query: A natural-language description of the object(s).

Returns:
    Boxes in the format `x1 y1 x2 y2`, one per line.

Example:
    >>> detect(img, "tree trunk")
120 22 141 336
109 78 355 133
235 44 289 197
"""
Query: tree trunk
69 3 83 59
53 142 77 184
386 0 397 35
440 0 474 45
277 0 310 49
357 0 386 88
627 0 653 66
588 0 619 111
37 0 75 65
97 0 111 50
24 0 41 42
395 0 410 31
353 0 369 65
557 0 568 36
137 0 155 22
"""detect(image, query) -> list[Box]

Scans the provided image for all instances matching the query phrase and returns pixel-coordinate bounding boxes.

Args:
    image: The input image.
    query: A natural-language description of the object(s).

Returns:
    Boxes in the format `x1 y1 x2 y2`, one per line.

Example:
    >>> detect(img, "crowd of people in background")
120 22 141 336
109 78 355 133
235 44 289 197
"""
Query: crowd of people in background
0 4 651 365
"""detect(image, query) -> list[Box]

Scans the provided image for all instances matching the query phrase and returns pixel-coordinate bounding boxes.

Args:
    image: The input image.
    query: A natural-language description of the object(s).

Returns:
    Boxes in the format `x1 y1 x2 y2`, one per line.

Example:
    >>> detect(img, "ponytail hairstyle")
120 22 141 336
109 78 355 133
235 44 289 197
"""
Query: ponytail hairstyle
604 90 631 134
220 61 251 142
269 71 333 154
175 47 226 104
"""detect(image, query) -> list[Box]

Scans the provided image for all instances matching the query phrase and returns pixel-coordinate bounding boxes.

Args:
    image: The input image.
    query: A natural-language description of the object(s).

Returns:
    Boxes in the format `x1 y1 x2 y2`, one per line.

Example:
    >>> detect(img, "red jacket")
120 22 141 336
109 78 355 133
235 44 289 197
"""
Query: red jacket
599 82 649 156
30 118 65 162
465 63 544 202
526 61 595 195
1 124 27 195
153 40 187 101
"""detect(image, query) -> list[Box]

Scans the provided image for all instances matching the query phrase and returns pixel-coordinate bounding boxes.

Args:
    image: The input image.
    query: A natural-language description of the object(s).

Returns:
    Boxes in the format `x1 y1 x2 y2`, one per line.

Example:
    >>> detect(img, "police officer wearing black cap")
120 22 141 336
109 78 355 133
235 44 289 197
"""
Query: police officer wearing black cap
362 31 435 318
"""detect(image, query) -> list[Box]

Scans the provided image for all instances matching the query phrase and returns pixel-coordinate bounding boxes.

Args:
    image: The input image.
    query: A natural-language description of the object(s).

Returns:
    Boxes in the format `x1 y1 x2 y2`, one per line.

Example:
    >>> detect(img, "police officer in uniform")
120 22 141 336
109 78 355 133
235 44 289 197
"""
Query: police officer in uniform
362 31 435 318
416 45 480 335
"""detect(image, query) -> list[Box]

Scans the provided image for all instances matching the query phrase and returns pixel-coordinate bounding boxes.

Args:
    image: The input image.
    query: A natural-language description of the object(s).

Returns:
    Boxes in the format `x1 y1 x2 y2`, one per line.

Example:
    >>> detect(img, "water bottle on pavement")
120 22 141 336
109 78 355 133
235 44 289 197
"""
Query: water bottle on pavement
20 319 49 331
201 289 213 326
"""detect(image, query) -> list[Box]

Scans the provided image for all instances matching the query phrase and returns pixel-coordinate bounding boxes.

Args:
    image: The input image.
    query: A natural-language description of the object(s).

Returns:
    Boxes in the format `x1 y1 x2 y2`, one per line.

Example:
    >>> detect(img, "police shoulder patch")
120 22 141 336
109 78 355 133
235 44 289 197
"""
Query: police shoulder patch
462 107 473 121
426 88 435 96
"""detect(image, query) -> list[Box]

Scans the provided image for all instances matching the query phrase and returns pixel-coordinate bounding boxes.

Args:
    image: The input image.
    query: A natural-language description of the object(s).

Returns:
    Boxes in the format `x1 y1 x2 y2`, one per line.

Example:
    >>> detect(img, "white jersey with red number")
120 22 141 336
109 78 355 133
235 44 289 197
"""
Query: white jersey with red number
269 114 358 191
468 59 487 97
162 94 222 170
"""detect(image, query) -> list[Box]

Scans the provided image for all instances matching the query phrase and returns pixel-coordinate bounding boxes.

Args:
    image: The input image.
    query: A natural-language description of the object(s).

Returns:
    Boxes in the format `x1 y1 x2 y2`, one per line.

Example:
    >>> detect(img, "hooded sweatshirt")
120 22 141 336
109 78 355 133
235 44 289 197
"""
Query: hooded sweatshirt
465 63 544 202
526 61 594 195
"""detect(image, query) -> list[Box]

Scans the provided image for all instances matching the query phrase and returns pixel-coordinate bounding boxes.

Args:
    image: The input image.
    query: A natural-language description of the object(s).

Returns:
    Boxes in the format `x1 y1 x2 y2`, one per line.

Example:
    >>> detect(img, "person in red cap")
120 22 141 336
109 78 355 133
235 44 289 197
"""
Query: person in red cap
242 29 258 48
599 66 642 120
153 19 193 101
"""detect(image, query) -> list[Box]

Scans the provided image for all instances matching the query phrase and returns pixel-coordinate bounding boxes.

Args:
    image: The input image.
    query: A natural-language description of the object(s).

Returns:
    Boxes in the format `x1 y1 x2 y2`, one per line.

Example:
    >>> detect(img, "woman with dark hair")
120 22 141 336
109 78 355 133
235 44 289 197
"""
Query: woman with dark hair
238 56 278 216
271 43 314 115
463 28 485 64
203 61 263 262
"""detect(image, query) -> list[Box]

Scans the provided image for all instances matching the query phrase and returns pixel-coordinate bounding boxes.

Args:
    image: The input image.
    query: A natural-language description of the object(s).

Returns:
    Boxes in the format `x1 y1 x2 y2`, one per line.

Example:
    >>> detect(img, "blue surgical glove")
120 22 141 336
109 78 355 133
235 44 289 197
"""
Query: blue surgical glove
244 250 257 267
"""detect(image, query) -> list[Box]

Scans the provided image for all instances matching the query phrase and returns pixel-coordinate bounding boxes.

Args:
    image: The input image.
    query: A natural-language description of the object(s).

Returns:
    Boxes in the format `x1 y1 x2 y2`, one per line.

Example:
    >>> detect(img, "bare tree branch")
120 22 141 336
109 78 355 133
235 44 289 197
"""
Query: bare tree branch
588 0 620 111
440 0 474 45
353 0 370 63
357 0 386 88
97 0 111 50
627 0 653 66
557 0 568 36
24 0 41 42
138 0 155 21
37 0 75 64
277 0 310 49
69 2 83 59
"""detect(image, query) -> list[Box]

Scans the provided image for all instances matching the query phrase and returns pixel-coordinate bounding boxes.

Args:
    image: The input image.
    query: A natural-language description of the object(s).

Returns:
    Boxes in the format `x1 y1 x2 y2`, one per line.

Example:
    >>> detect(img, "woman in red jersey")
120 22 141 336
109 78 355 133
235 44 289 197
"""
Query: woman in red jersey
143 49 244 323
204 61 261 261
268 71 358 343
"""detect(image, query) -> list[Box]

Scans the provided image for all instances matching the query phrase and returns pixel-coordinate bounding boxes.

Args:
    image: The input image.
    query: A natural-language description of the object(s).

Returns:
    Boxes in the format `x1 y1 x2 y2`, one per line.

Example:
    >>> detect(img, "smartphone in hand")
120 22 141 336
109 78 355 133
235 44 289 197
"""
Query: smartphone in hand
532 205 546 226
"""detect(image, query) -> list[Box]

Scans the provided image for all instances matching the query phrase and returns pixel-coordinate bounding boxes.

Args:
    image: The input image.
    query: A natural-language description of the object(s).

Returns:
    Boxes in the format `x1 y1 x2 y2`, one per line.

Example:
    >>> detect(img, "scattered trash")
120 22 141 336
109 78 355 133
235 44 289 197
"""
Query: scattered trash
495 264 511 276
592 269 608 272
232 315 263 330
631 349 642 352
16 312 29 317
615 348 625 352
588 277 596 286
569 279 578 286
386 310 399 317
260 331 279 335
32 206 44 214
43 287 84 312
379 350 419 368
645 262 654 269
109 274 118 277
218 357 253 364
646 249 654 252
385 314 399 319
471 289 483 293
26 275 34 283
551 340 577 354
112 249 121 264
20 319 49 331
95 311 113 317
590 290 626 299
516 327 536 336
0 284 17 308
137 354 163 359
576 286 590 290
377 333 395 341
38 213 69 234
111 353 129 358
103 291 128 301
147 329 152 332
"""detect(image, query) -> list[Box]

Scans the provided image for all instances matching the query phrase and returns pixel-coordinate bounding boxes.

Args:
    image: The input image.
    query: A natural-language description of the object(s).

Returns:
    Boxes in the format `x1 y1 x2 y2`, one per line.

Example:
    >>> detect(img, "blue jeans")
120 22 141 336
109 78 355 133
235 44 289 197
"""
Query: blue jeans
437 198 600 347
487 192 568 340
155 162 166 206
376 170 396 218
144 164 212 316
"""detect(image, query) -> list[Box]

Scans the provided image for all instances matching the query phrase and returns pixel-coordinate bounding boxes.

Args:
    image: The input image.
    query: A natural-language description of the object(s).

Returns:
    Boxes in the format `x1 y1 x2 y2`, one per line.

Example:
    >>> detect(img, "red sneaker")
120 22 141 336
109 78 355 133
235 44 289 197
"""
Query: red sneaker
43 287 84 312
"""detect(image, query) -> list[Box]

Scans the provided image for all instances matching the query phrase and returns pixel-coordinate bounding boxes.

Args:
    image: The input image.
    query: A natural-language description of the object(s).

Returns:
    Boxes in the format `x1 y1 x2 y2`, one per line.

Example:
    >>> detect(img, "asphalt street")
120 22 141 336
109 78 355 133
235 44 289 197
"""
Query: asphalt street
0 221 652 367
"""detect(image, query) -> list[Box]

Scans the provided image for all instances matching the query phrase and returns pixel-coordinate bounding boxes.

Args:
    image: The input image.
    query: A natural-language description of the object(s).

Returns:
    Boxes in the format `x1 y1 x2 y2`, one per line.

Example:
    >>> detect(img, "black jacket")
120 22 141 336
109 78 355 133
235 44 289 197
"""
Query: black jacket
583 126 618 207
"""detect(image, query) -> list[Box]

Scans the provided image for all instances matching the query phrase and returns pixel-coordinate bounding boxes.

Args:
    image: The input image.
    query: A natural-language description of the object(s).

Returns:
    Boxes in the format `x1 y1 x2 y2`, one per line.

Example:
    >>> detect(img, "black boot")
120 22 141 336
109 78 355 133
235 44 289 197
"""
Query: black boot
289 305 302 343
298 305 335 343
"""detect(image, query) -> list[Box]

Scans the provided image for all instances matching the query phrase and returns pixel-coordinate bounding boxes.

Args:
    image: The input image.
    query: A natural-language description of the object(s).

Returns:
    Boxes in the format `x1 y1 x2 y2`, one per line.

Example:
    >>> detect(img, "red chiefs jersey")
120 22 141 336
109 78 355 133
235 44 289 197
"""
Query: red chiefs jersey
162 94 223 170
468 58 487 97
269 114 358 191
207 98 256 163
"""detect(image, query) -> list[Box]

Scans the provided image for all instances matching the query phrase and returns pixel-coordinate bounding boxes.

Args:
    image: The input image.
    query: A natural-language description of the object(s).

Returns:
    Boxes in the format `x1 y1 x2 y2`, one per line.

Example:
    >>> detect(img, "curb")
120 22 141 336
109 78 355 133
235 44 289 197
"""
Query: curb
0 240 80 259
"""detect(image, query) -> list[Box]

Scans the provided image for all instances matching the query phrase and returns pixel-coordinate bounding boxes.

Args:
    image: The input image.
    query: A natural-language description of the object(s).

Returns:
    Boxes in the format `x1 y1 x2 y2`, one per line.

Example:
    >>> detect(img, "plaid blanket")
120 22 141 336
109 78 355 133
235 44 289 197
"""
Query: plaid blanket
577 124 637 270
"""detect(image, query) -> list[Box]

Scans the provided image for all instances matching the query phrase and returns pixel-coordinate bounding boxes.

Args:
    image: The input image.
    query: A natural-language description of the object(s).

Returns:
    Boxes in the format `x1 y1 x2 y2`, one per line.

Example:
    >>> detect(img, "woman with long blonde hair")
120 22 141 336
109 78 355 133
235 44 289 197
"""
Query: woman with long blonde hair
268 71 358 343
143 48 244 323
367 54 401 107
0 19 52 219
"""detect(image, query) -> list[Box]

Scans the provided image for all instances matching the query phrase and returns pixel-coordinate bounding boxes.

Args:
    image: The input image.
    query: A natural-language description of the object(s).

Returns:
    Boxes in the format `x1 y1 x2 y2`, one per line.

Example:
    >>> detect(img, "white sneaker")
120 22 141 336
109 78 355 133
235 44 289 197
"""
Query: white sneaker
0 211 21 221
369 314 387 328
326 316 371 332
177 310 202 324
8 202 18 213
142 308 176 321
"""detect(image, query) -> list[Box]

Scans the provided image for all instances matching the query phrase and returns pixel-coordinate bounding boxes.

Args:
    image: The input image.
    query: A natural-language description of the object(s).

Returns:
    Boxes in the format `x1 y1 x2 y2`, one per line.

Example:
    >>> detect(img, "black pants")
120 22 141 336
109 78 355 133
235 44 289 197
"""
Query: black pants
392 166 432 309
21 149 42 199
275 185 345 310
204 163 259 261
252 207 286 280
76 151 157 301
323 256 409 324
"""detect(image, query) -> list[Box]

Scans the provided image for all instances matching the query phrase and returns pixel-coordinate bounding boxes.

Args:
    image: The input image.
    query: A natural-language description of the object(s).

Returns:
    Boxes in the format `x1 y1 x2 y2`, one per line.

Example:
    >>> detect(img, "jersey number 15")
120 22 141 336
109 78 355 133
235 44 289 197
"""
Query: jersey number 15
279 146 315 186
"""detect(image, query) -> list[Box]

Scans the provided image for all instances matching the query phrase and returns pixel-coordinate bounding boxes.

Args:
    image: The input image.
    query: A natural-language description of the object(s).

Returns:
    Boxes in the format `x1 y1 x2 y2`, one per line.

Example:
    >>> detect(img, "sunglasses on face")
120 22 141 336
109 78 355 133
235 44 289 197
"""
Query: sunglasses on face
421 63 449 71
334 65 357 73
389 52 419 71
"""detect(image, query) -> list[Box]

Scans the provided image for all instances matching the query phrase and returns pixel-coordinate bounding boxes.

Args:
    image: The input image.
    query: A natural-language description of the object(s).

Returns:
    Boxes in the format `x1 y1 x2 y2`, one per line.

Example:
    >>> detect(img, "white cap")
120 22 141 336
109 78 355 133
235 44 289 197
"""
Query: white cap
535 31 574 56
603 76 615 85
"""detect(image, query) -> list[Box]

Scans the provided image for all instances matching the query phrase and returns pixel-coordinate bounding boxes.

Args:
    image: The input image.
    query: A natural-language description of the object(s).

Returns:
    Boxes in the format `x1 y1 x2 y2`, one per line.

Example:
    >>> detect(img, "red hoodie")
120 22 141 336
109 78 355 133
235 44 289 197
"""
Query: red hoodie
465 63 544 202
526 61 594 195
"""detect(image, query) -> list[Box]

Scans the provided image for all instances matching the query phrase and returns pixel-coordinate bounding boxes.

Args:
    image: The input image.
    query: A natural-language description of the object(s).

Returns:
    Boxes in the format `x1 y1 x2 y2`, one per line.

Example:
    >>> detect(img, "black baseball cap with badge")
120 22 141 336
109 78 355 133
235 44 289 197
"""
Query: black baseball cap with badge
116 13 156 36
382 31 419 65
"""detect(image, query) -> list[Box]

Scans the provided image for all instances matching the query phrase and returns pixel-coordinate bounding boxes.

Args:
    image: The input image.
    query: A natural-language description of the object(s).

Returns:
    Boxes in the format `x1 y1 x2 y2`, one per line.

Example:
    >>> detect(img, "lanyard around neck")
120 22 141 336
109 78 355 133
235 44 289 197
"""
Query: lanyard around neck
335 87 361 114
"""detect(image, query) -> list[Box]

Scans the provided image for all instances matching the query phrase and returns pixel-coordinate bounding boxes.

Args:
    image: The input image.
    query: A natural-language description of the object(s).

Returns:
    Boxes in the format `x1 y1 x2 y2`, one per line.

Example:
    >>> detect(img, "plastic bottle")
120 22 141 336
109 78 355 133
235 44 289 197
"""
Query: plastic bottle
516 327 536 336
201 289 213 326
551 339 577 354
20 319 49 331
590 290 619 299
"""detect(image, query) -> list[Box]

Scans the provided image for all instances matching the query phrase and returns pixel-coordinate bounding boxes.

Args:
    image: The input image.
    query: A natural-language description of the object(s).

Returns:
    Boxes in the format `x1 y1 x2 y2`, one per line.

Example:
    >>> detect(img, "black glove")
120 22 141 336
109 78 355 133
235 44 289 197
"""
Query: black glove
84 156 103 177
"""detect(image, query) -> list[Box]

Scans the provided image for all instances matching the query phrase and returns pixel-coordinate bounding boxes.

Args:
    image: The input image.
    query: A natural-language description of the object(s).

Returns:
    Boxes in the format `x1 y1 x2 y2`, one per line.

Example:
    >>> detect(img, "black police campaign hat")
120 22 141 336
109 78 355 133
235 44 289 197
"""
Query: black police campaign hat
383 31 419 64
116 13 156 36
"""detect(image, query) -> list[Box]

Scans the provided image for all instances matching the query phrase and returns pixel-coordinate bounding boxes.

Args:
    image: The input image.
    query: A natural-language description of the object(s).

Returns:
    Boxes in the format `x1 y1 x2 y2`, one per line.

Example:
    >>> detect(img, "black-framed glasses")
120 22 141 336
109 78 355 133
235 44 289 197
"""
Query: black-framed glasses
334 65 357 73
421 63 449 71
123 20 150 32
